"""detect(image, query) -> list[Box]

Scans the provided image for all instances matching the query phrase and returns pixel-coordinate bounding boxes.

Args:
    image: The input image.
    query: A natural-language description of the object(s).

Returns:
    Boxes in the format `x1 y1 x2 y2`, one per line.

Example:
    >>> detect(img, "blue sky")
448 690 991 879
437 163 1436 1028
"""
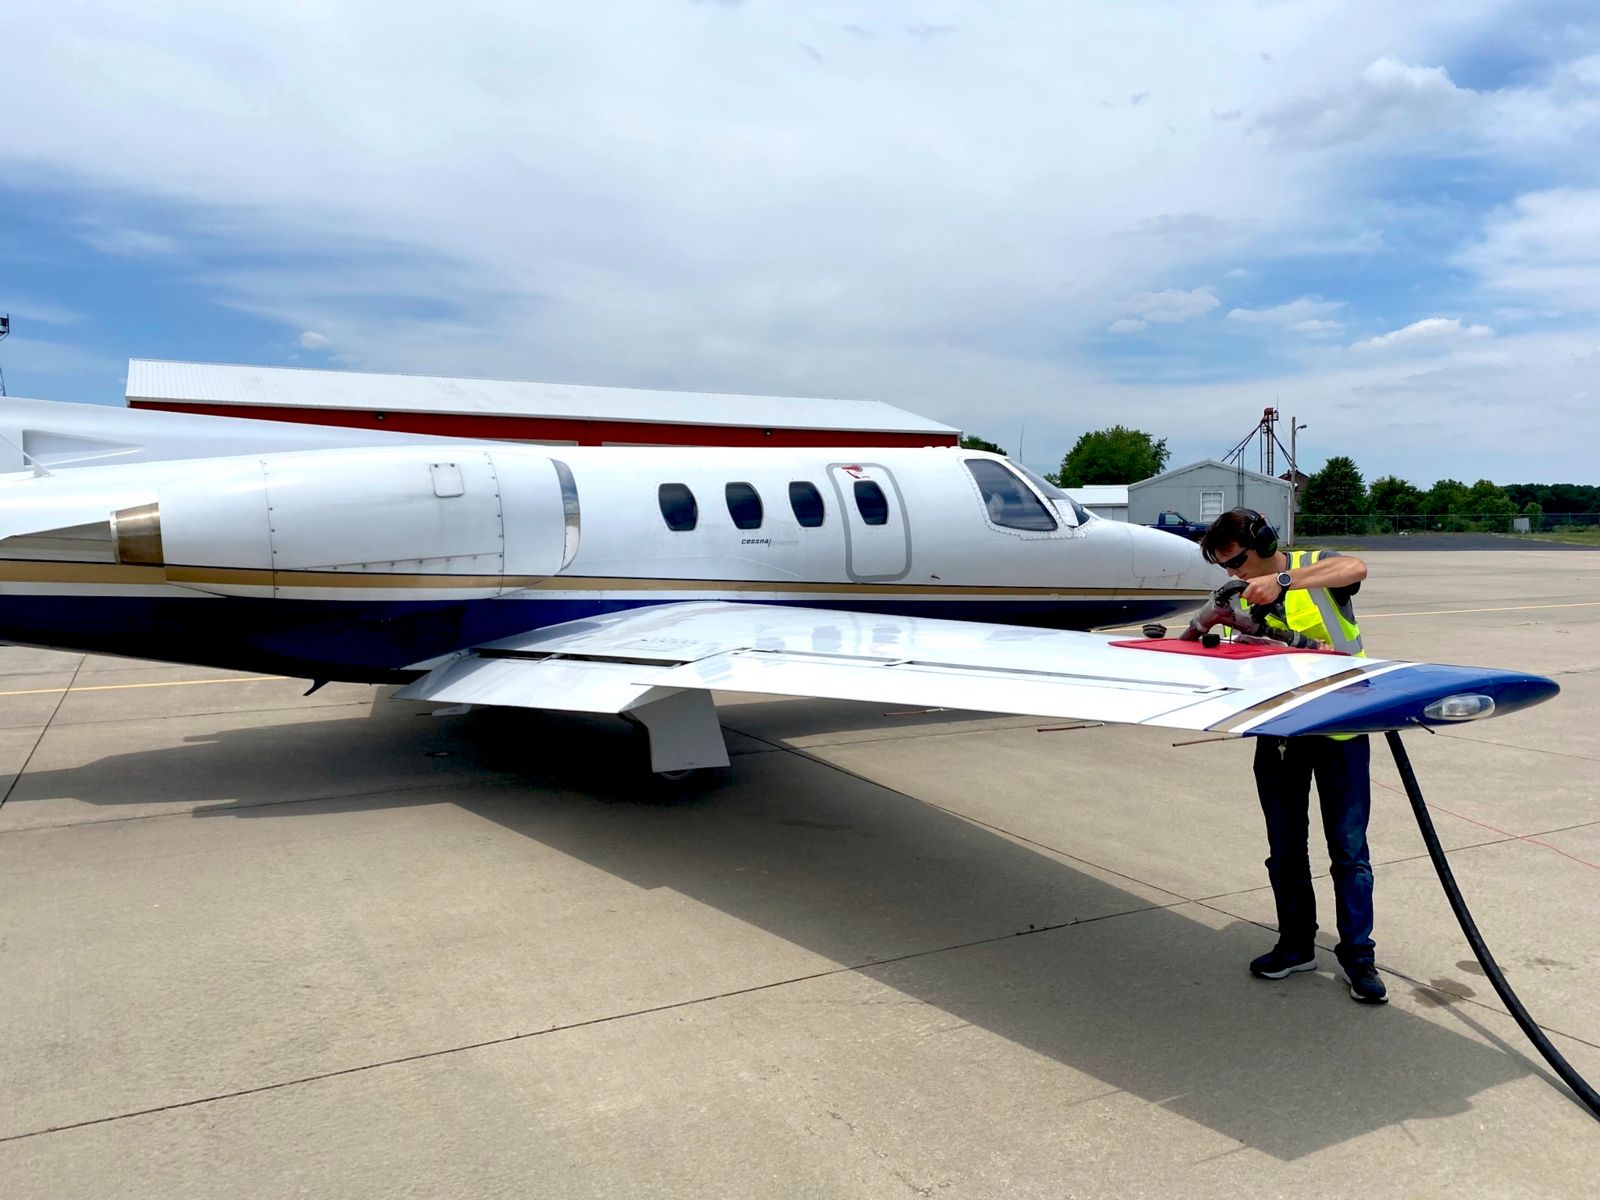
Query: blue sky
3 1 1600 485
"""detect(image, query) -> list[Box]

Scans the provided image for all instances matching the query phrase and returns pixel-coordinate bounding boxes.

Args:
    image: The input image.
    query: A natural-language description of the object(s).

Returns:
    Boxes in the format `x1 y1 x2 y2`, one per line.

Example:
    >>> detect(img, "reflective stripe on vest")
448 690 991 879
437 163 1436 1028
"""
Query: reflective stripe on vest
1264 550 1365 656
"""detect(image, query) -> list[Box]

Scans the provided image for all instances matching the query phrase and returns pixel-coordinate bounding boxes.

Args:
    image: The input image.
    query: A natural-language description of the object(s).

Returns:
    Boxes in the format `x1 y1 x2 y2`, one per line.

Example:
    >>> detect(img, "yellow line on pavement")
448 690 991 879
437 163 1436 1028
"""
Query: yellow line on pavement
1364 601 1600 618
0 675 287 699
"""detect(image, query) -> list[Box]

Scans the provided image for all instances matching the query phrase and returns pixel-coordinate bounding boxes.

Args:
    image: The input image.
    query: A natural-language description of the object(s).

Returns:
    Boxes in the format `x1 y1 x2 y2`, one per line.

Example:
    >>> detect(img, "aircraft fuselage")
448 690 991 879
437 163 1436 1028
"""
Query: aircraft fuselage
0 444 1218 682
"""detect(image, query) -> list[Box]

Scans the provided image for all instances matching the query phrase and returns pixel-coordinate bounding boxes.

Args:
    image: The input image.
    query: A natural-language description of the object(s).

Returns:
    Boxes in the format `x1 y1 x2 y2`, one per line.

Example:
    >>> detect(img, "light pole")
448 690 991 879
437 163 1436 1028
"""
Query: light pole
1288 419 1307 545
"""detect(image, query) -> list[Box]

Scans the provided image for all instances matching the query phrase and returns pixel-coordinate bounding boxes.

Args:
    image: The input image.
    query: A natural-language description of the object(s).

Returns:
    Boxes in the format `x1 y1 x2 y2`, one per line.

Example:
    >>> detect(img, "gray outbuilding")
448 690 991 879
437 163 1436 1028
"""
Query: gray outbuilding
1061 485 1129 521
1128 459 1293 541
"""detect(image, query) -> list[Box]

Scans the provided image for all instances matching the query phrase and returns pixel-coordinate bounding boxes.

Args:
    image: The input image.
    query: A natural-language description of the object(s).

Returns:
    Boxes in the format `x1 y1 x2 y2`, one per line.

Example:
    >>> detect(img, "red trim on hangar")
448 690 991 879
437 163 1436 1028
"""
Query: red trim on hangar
129 401 957 448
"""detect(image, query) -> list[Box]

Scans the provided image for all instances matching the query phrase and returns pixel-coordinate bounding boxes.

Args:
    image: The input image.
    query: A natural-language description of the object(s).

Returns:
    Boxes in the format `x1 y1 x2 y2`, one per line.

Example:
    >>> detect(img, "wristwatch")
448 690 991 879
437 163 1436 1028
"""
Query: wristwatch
1276 570 1293 592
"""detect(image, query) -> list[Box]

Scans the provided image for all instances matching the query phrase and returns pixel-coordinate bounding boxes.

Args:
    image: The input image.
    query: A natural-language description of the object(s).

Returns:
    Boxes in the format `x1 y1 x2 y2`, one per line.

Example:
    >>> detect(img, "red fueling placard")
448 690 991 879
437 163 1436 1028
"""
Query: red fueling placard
1107 639 1347 659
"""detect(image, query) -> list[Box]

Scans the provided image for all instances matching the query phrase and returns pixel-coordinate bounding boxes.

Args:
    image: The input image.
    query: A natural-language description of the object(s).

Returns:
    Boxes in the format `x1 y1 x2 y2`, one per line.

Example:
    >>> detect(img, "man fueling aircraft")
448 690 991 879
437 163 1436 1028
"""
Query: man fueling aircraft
0 396 1560 778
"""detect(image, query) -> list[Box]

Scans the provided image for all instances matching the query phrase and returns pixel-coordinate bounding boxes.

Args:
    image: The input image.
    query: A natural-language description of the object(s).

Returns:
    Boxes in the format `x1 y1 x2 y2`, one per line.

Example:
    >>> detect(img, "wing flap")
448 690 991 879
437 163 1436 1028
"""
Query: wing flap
393 655 679 713
644 649 1238 728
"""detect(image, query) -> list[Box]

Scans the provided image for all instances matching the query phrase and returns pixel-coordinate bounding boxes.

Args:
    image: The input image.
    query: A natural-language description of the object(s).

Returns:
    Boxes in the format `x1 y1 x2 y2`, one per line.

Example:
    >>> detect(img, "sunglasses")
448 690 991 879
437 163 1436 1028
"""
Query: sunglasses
1211 548 1250 570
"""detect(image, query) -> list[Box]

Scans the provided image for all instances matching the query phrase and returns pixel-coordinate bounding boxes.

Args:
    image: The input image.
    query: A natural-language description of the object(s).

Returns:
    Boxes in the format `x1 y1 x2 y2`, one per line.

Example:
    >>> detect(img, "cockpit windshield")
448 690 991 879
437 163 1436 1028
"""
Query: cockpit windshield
963 459 1058 531
1012 462 1091 525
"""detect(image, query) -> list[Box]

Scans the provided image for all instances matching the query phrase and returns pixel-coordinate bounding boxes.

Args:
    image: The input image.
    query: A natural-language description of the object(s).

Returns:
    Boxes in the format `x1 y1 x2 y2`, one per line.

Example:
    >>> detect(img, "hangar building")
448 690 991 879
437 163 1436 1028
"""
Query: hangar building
1128 459 1292 538
125 360 959 450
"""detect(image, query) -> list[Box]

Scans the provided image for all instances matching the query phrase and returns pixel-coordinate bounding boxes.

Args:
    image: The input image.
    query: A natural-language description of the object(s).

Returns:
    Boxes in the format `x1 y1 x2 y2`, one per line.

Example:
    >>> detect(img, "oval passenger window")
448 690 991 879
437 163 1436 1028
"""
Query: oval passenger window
658 483 699 531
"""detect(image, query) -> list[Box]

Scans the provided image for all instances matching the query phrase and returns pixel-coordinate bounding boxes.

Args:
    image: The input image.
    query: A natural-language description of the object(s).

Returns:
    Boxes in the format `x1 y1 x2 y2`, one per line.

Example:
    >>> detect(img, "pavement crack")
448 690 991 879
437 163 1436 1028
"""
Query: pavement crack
0 655 85 815
0 897 1179 1145
1432 731 1600 763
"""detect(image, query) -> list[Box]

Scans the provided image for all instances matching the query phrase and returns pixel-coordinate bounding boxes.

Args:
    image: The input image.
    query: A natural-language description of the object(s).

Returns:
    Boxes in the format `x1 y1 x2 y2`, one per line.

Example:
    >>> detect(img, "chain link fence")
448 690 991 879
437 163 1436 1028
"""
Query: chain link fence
1296 512 1600 537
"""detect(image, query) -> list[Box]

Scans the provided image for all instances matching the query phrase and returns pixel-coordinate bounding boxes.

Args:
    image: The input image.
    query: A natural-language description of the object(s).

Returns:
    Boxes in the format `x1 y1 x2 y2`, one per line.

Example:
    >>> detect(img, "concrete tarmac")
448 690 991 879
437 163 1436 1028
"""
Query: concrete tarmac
1 550 1597 1198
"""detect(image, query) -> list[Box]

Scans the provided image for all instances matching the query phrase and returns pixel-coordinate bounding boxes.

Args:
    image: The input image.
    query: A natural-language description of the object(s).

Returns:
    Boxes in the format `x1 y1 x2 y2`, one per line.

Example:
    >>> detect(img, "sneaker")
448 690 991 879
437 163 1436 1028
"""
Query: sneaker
1341 963 1389 1004
1249 946 1318 979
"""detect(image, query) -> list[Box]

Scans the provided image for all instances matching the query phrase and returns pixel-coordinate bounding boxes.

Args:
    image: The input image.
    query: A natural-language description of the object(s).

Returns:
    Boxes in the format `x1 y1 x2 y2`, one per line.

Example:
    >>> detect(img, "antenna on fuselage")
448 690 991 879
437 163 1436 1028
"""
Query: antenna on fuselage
0 316 53 476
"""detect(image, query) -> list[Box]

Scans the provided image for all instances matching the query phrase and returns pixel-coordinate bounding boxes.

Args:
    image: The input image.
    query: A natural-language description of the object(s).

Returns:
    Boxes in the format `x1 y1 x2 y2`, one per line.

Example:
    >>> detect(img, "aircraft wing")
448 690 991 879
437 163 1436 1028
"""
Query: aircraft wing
393 601 1559 738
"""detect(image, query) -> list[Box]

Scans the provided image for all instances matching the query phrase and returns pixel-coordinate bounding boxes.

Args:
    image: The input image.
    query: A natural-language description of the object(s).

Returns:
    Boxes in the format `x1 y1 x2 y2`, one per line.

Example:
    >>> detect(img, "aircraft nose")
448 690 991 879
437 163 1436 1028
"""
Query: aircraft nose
1129 521 1216 587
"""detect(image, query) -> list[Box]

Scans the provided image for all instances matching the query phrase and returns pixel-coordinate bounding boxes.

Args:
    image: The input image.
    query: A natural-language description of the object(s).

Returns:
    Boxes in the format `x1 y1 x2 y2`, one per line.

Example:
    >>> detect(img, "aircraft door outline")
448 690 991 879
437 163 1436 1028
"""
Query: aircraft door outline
826 463 911 582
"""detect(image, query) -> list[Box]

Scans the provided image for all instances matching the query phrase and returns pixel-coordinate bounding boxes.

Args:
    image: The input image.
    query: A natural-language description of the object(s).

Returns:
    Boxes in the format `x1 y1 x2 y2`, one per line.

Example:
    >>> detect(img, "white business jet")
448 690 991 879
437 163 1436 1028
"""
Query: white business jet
0 397 1558 776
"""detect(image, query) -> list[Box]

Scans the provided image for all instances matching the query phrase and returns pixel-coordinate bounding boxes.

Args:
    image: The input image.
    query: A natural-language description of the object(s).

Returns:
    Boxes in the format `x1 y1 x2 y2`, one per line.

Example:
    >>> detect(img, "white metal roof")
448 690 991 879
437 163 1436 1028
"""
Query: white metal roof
1129 458 1290 489
126 359 957 435
1063 484 1129 505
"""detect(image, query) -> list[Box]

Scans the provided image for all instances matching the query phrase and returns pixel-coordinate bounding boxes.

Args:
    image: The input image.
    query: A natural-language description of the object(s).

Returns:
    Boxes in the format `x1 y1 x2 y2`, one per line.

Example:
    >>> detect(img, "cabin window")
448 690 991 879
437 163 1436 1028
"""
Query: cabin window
658 483 698 531
853 480 890 526
725 482 763 530
963 459 1057 531
788 481 825 528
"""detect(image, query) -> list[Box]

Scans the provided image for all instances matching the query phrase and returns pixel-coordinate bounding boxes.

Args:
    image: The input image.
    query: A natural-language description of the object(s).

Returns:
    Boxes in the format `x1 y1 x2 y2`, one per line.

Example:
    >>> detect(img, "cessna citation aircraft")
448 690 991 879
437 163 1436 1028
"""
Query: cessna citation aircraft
0 397 1559 776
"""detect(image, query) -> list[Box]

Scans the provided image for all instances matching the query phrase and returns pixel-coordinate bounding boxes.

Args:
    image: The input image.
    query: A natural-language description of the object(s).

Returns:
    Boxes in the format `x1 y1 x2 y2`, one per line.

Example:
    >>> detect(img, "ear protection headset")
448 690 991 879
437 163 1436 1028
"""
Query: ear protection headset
1228 507 1279 558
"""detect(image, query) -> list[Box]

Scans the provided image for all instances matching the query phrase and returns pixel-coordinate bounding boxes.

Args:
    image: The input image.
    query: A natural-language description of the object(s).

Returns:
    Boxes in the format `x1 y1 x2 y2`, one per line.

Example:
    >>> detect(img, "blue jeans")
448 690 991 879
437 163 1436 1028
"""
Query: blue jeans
1252 734 1375 966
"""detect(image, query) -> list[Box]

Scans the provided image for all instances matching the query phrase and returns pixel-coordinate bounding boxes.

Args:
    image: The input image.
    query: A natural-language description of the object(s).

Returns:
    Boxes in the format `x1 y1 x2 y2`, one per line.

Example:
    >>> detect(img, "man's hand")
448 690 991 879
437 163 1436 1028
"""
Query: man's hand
1242 575 1285 606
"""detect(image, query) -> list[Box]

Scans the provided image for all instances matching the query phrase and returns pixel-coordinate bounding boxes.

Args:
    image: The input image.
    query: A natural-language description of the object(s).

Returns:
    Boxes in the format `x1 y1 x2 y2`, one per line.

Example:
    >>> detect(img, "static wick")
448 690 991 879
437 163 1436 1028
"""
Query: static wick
1036 722 1103 733
1171 734 1238 747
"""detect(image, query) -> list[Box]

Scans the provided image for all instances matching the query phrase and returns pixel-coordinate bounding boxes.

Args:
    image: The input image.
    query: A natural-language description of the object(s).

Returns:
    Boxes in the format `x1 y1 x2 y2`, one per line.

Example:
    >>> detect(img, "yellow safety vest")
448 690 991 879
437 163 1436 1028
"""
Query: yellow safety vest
1262 550 1364 656
1264 549 1365 740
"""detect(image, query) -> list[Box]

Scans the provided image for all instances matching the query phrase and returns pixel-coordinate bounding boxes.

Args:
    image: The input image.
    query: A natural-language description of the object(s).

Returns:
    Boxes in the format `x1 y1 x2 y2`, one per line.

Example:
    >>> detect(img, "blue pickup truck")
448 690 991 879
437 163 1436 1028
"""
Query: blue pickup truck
1146 510 1210 540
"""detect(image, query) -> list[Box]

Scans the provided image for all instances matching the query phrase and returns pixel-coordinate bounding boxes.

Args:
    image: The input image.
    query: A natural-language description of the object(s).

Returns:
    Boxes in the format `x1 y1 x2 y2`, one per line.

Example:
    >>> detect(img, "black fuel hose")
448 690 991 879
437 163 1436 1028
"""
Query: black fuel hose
1385 730 1600 1121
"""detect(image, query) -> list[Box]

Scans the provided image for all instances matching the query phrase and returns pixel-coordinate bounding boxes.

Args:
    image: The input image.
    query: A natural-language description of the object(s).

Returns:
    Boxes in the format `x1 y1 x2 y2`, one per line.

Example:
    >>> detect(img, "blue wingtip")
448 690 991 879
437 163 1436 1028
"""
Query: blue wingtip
1249 665 1561 738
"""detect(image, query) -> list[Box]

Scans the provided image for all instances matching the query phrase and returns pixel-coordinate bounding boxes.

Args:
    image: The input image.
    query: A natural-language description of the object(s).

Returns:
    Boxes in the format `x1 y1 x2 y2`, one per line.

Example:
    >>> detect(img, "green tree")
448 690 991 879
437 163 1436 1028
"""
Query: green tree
1051 425 1169 486
1465 478 1516 533
1367 474 1422 532
1422 478 1470 531
1299 456 1367 535
959 434 1007 456
1368 475 1422 514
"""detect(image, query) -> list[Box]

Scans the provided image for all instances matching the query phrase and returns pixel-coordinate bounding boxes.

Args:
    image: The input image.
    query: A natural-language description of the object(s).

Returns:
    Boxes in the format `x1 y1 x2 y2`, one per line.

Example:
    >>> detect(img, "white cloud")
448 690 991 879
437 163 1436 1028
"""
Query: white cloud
1353 317 1494 350
1255 57 1475 149
0 2 1597 485
0 335 126 390
75 222 182 258
1226 295 1346 332
298 330 332 350
1481 53 1600 165
1457 187 1600 312
1113 286 1220 328
0 296 82 326
1128 212 1257 245
1256 47 1600 172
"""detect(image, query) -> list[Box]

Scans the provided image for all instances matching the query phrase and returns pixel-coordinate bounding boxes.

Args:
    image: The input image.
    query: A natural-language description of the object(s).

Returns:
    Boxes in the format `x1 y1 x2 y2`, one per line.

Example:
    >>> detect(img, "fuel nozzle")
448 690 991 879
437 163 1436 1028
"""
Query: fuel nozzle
1179 579 1328 651
1178 579 1252 641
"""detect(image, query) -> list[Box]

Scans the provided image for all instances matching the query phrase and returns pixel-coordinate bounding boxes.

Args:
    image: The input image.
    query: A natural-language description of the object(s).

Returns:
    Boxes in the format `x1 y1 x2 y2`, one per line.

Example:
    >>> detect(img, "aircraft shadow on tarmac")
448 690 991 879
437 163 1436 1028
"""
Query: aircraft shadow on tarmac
9 698 1536 1158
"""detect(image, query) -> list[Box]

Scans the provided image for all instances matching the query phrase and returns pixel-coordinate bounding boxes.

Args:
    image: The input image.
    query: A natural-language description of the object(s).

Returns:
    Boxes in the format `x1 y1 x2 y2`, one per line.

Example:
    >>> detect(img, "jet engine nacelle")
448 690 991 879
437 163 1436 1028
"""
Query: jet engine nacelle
115 445 576 597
